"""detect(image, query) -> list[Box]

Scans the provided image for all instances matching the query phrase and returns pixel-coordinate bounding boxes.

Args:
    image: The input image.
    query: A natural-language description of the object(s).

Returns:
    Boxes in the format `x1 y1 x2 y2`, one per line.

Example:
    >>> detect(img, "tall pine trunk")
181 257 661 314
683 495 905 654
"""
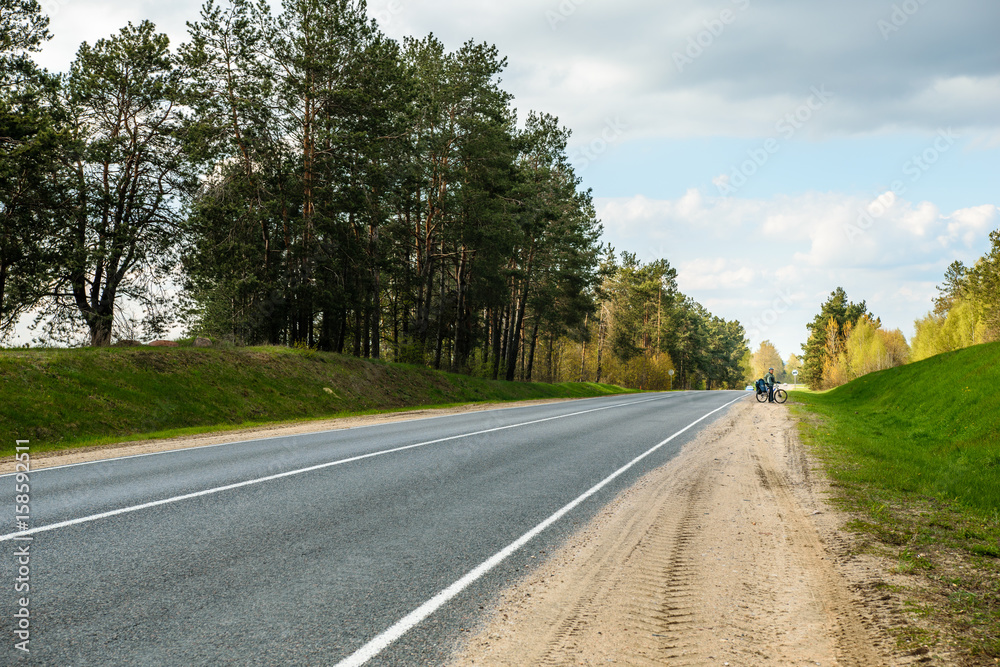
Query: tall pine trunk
525 320 540 381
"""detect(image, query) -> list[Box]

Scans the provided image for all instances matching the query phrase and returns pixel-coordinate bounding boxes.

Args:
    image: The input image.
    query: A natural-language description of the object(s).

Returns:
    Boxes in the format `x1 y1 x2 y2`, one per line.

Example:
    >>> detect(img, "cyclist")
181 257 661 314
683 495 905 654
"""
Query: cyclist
765 367 777 403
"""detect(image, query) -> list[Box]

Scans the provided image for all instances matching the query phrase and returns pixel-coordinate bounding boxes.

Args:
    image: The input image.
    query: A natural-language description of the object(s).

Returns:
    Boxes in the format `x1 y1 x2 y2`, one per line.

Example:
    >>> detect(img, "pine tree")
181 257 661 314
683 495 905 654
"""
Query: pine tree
0 0 60 338
42 21 190 346
933 260 967 315
801 287 872 388
967 230 1000 338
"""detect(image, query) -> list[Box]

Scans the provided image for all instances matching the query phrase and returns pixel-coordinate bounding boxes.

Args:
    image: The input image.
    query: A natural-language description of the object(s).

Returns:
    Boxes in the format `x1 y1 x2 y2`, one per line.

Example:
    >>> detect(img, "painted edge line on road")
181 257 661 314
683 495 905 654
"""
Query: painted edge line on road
0 393 651 478
333 393 748 667
0 395 672 542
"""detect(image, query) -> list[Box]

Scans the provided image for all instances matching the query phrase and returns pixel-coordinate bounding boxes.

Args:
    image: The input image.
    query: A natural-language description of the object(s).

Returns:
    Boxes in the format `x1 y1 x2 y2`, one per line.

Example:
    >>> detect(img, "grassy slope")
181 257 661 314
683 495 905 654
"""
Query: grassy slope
791 342 1000 659
795 342 1000 515
0 346 636 456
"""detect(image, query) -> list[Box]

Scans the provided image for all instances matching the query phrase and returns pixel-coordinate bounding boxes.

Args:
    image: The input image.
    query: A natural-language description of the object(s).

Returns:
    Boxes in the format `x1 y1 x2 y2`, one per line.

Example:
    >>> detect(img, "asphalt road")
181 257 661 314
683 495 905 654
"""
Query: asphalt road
2 391 745 666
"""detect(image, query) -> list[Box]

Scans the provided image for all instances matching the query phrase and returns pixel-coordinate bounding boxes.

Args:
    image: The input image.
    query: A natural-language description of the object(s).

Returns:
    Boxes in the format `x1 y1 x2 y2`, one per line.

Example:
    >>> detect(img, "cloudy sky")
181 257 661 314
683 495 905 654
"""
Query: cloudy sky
34 0 1000 359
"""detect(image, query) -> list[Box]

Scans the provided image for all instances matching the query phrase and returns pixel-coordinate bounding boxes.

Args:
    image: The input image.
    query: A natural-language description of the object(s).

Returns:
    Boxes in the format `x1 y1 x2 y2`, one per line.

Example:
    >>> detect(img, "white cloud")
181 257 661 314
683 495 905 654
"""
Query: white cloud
677 258 755 291
598 190 998 357
36 0 1000 142
36 0 206 71
942 205 998 247
910 76 1000 127
898 201 939 238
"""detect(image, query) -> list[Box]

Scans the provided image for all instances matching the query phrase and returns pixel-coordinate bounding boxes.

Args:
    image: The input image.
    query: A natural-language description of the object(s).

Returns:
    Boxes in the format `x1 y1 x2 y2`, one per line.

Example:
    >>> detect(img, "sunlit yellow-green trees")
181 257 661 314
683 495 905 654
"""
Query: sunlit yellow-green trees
912 241 1000 361
912 299 990 361
805 302 910 389
751 340 785 383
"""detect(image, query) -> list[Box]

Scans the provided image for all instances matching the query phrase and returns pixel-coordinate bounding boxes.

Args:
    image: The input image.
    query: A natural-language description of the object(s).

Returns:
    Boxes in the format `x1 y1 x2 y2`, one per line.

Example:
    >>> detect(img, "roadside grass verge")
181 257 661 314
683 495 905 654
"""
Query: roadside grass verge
790 342 1000 661
1 346 637 457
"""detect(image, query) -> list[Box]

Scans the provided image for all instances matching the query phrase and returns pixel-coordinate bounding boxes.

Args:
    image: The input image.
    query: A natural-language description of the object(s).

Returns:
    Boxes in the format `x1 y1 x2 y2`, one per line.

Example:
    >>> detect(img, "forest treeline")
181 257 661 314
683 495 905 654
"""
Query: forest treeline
0 0 748 388
746 288 909 392
798 288 909 390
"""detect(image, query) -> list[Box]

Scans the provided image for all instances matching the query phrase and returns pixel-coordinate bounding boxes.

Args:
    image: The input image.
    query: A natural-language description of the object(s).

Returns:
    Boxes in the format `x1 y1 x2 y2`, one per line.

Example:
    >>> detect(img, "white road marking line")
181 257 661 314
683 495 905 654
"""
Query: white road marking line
333 394 747 667
0 393 646 477
0 395 672 542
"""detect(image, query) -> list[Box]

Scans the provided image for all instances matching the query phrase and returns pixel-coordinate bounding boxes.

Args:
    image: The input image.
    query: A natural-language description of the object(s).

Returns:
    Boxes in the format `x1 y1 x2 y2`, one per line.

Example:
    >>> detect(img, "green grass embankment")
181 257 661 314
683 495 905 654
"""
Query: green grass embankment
1 346 636 456
794 344 1000 515
791 342 1000 658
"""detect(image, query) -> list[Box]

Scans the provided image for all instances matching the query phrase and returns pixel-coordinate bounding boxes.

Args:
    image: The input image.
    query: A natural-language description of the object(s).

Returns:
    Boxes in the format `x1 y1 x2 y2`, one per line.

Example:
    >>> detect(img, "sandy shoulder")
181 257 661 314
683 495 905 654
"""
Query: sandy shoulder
450 399 914 666
1 398 574 474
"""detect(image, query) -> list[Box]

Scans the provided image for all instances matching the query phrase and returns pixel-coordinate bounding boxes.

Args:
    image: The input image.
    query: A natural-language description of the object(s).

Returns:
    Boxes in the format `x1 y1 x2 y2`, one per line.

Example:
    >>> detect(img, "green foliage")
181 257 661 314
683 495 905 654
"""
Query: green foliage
582 251 746 390
26 21 191 347
0 86 63 336
913 233 1000 361
178 7 602 381
837 317 909 380
800 288 894 389
0 0 50 65
785 353 803 383
0 0 61 338
0 346 636 454
933 260 967 315
603 252 677 363
912 299 990 361
2 1 744 393
966 230 1000 336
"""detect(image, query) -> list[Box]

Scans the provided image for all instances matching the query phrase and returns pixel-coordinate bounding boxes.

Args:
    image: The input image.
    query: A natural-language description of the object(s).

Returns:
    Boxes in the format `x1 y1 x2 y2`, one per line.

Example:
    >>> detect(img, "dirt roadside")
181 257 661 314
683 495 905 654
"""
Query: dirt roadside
0 398 575 474
450 399 937 667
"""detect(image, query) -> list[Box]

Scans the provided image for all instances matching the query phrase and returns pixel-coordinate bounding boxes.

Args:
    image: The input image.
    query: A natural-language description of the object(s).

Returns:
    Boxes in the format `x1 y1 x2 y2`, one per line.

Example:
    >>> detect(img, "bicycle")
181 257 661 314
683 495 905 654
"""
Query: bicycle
755 382 787 404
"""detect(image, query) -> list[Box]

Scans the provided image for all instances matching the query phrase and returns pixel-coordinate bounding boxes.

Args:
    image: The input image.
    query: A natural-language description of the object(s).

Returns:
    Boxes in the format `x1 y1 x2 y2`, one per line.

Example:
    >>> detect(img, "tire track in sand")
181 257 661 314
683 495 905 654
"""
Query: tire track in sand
450 400 898 666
